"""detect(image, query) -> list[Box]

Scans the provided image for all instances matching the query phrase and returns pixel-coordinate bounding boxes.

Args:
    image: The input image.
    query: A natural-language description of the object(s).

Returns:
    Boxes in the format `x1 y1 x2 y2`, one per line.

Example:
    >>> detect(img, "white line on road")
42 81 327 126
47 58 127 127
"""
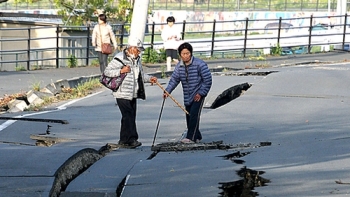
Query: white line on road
0 91 102 132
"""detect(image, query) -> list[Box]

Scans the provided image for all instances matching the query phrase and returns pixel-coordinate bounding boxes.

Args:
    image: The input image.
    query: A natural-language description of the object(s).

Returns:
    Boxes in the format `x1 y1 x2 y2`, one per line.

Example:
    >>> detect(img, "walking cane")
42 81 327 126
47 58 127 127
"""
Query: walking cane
152 97 166 147
155 81 189 115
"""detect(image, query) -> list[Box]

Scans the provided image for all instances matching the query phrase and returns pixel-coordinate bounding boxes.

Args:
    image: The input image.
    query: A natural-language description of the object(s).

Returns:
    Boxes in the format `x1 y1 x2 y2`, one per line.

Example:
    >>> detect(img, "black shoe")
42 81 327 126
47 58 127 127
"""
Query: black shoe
126 140 142 149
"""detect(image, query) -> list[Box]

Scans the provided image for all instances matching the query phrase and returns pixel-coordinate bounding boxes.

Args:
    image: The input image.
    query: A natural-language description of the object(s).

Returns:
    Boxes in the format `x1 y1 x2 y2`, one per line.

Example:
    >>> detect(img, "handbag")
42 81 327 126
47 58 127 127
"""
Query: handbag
101 43 113 55
99 25 113 55
100 57 127 92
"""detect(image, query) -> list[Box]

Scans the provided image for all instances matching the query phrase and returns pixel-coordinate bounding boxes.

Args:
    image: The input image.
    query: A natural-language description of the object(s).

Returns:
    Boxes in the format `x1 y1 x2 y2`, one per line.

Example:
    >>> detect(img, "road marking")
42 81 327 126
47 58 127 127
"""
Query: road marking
0 91 102 132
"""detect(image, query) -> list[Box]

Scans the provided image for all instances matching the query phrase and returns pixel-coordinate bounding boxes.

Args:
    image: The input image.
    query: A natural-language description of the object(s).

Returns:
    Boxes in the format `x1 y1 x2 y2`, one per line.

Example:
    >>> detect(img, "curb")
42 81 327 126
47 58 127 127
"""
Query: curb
4 74 100 113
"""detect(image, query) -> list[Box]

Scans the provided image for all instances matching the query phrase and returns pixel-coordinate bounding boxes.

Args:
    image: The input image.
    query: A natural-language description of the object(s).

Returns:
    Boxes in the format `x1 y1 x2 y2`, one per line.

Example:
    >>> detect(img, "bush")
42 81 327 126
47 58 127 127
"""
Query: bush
67 54 77 68
142 47 166 63
271 43 282 55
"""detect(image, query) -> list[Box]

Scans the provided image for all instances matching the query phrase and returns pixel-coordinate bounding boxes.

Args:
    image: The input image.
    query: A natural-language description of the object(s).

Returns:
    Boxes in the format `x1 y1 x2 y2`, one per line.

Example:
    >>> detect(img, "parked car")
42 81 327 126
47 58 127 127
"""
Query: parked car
281 47 293 55
311 23 334 31
264 22 293 34
293 46 308 54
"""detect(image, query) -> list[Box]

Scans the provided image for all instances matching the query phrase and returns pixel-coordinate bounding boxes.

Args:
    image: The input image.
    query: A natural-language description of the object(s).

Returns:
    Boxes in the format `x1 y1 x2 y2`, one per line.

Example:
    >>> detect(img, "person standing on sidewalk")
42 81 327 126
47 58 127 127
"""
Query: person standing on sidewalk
161 16 182 71
104 37 157 148
163 42 212 143
92 14 118 73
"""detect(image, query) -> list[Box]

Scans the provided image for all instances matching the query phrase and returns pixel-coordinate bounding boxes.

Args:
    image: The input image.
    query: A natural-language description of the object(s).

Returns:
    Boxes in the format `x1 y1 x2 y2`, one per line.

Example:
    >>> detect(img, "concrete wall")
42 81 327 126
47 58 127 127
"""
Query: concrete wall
0 23 58 71
0 23 91 71
149 10 340 33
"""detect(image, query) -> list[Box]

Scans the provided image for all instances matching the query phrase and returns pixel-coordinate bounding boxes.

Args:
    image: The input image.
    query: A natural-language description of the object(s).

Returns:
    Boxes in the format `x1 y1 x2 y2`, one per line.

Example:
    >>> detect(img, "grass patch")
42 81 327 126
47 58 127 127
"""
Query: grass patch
55 78 101 100
90 59 100 67
15 65 26 71
31 81 42 91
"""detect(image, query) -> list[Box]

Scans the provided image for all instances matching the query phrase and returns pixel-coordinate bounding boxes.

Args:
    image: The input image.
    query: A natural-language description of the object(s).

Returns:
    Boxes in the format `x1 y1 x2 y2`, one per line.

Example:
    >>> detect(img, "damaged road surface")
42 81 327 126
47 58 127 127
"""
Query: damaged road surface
57 140 271 197
3 63 350 197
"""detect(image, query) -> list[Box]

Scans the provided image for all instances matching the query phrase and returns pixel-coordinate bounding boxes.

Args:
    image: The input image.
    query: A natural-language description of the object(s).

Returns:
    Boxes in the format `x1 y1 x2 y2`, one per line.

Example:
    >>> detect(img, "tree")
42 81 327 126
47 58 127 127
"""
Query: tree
13 0 134 26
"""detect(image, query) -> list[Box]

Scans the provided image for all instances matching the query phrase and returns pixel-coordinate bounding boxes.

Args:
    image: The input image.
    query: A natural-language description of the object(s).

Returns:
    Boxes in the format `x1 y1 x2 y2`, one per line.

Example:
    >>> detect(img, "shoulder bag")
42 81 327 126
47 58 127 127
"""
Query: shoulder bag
100 57 127 92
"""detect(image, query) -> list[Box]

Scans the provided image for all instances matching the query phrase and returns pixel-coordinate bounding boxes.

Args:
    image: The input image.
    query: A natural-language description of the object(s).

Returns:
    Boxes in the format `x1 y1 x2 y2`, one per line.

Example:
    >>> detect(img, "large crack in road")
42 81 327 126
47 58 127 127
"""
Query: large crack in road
36 70 276 196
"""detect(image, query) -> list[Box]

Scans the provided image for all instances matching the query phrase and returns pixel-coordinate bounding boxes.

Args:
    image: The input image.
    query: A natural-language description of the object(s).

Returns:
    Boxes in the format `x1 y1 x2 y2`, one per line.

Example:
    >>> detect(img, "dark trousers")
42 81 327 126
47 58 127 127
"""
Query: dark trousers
185 97 205 141
116 98 138 144
97 51 109 74
166 49 179 59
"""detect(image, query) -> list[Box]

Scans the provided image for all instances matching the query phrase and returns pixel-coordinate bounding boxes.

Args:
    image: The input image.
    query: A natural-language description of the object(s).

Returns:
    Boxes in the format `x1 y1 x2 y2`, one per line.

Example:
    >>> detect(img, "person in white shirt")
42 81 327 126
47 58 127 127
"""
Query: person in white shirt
161 16 182 71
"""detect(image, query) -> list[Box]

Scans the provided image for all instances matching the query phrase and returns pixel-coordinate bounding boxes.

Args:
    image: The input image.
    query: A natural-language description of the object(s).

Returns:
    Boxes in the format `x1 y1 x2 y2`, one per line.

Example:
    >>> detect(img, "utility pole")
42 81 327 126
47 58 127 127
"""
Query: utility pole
128 0 150 43
336 0 347 25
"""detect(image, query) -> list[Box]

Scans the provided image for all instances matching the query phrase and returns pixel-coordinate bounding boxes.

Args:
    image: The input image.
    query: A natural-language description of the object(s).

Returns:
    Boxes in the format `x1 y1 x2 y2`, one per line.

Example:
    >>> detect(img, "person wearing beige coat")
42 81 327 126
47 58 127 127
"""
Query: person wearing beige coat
92 14 118 73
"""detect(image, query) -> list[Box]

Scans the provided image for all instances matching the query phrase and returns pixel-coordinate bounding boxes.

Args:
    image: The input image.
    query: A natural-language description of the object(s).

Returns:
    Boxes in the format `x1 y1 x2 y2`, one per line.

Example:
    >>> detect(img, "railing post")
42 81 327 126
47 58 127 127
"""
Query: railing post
56 25 60 68
308 15 313 54
181 20 186 40
16 54 18 70
86 25 90 67
120 24 125 49
243 17 249 58
207 0 210 11
342 13 347 50
151 22 155 50
27 27 31 70
277 17 282 44
210 19 216 57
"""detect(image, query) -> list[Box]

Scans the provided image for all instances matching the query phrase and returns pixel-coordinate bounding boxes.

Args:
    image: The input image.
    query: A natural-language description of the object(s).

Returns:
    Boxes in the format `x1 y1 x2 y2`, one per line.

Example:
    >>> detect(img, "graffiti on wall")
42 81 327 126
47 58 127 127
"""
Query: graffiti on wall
149 10 338 34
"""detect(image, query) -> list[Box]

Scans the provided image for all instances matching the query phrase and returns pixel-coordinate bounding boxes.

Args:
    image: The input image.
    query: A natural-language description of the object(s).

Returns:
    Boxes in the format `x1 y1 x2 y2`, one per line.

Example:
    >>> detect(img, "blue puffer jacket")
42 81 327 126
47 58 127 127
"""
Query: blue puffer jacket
165 56 212 106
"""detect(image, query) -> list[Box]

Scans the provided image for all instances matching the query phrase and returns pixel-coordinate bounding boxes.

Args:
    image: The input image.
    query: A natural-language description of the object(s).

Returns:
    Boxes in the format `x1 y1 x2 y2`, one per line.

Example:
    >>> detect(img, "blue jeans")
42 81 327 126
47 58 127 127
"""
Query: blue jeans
97 51 109 73
185 97 205 142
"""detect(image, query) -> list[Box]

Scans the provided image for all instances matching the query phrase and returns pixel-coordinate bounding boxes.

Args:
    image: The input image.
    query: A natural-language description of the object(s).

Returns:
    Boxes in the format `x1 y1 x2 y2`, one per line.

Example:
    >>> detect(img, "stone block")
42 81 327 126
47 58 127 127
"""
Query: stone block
7 99 28 113
27 90 53 106
43 79 71 95
27 90 43 106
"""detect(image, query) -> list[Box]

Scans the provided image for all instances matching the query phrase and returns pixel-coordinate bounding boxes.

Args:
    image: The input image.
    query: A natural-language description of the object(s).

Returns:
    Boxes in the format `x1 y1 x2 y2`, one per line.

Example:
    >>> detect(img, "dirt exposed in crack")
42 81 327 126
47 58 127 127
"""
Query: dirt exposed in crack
212 71 278 76
218 167 270 197
219 151 252 164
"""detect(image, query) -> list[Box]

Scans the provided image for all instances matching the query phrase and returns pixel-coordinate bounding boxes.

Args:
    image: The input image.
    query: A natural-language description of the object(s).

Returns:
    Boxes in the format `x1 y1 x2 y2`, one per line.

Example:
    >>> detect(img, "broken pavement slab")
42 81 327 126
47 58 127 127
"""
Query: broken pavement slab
30 134 76 147
150 141 271 152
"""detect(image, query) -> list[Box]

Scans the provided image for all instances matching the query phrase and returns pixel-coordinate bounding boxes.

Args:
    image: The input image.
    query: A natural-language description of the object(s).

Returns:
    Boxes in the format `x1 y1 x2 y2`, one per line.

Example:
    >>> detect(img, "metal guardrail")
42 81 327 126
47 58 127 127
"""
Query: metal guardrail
0 14 349 71
0 0 338 12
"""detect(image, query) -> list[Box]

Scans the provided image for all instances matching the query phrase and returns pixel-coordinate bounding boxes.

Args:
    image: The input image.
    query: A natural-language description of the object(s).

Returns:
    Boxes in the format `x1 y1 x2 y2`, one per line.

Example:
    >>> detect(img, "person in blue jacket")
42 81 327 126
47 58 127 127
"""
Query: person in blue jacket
163 42 212 143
